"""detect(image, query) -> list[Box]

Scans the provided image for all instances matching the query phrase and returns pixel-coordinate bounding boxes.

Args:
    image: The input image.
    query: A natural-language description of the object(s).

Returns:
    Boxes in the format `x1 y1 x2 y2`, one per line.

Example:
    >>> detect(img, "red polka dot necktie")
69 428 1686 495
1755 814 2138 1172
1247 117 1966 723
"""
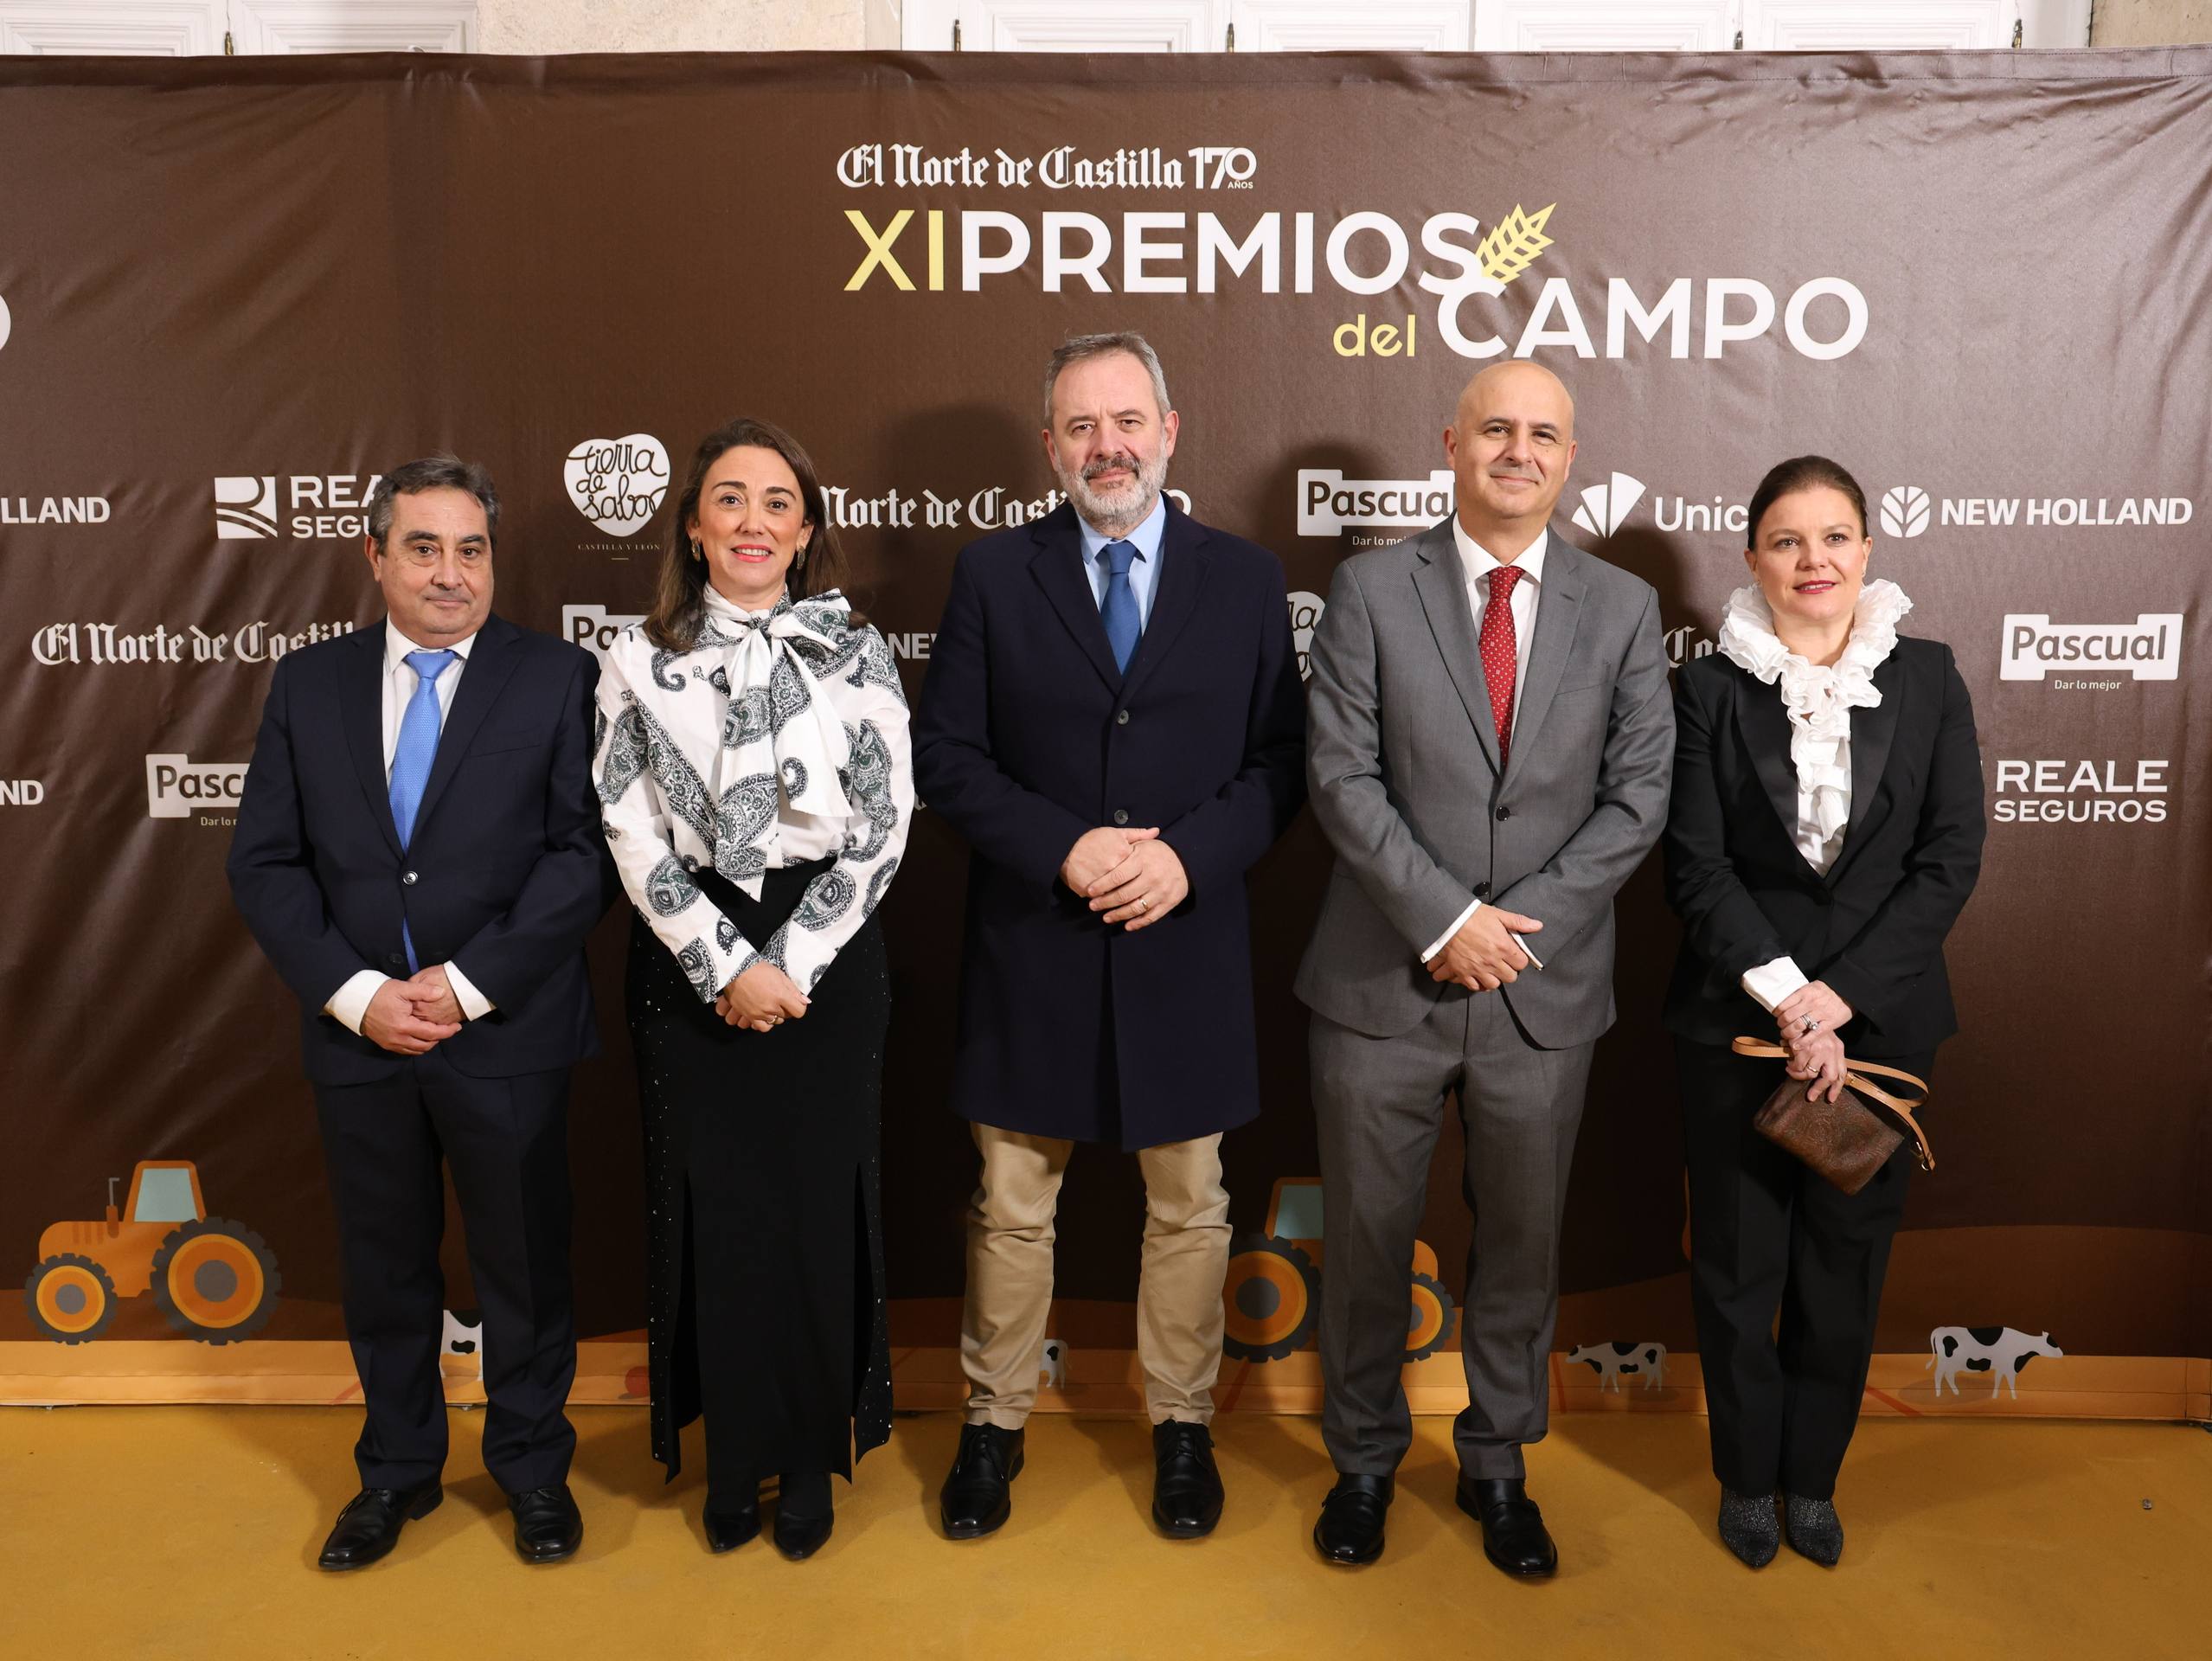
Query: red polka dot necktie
1479 564 1523 769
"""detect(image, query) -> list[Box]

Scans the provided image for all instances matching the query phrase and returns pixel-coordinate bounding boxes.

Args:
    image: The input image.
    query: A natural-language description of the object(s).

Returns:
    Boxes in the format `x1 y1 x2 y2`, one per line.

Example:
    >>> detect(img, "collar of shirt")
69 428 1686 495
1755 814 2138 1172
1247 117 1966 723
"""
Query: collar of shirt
701 582 779 625
1450 517 1548 594
1077 492 1168 571
384 617 478 676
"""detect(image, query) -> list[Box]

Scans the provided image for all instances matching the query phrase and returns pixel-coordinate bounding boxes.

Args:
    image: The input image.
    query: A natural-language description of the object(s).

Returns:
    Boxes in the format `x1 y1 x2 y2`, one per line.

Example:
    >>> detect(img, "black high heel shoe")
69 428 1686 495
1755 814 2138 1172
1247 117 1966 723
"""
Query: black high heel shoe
702 1494 761 1554
773 1472 834 1561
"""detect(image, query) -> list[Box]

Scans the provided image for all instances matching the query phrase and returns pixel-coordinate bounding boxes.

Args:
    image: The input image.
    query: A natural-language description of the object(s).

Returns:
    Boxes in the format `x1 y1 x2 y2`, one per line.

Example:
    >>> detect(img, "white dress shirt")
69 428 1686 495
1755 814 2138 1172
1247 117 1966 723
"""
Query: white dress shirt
324 620 495 1034
1420 521 1548 963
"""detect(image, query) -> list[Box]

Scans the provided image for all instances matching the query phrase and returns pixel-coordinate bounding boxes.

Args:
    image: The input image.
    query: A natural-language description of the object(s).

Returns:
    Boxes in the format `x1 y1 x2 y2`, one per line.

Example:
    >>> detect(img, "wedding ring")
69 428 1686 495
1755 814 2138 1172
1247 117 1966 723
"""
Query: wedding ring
1134 897 1148 914
1803 1016 1819 1034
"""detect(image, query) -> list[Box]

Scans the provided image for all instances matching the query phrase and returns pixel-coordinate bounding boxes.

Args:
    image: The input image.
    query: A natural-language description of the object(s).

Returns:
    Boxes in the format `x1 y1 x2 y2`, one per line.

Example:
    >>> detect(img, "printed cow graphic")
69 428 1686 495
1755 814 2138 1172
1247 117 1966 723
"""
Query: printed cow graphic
1566 1341 1668 1391
1039 1337 1068 1390
440 1308 485 1380
1927 1326 2061 1398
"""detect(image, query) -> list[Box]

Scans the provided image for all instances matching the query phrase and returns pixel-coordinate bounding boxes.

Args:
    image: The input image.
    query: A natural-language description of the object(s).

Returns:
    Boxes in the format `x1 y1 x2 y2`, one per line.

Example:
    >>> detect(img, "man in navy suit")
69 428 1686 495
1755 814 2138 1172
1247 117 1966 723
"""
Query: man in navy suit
914 334 1305 1542
229 457 610 1570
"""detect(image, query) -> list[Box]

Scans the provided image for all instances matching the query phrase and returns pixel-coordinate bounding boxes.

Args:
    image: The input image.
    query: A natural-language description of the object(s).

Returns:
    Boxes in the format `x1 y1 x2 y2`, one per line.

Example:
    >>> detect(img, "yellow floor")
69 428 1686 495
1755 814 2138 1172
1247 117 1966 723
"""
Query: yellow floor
2 1408 2206 1659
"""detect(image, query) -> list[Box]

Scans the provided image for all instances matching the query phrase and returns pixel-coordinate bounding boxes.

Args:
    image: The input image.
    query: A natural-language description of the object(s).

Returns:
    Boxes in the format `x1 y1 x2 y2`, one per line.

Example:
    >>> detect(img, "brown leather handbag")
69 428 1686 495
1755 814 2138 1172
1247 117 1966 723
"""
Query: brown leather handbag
1730 1036 1933 1196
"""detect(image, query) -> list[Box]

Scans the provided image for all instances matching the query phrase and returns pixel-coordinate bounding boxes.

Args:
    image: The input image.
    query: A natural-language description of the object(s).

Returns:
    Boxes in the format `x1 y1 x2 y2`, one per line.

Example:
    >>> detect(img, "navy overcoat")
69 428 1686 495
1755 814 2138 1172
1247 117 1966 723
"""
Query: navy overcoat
913 500 1305 1149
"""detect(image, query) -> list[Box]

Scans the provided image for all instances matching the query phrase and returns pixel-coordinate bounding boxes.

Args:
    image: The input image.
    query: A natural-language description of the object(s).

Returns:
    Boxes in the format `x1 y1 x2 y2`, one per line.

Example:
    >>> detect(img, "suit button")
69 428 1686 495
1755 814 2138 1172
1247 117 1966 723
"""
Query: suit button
1116 709 1131 726
1474 882 1492 900
1112 808 1129 826
401 871 418 886
1495 806 1511 821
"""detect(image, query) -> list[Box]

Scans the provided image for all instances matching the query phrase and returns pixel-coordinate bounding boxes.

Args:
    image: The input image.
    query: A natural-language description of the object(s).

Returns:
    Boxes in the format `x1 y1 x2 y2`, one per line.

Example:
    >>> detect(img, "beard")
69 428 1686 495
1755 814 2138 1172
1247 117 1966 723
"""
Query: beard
1056 446 1169 531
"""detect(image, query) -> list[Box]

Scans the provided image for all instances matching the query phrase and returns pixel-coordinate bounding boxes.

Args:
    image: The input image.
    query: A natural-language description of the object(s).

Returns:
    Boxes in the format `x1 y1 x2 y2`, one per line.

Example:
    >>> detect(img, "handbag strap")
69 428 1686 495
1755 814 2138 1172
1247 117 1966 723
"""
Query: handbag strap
1729 1036 1935 1172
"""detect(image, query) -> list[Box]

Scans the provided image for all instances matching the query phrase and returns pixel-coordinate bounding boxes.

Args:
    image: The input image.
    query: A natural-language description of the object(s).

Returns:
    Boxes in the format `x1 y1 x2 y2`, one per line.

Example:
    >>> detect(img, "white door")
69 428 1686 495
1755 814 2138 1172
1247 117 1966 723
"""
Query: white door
0 1 476 54
906 1 2089 52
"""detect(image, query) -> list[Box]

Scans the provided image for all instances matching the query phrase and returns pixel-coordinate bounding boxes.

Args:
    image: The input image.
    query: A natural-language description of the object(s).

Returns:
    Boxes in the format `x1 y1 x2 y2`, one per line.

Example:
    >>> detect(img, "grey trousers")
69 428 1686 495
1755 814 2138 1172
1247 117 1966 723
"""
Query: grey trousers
1311 993 1594 1480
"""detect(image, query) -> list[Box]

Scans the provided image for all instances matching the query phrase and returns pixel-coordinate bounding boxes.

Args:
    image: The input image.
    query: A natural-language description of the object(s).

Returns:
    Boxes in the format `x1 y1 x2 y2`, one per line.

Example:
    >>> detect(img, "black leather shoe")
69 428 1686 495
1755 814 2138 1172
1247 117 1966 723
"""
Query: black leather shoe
939 1422 1025 1540
1457 1475 1558 1577
317 1481 442 1571
1151 1421 1224 1538
702 1497 761 1554
508 1483 582 1564
773 1472 835 1561
1312 1473 1392 1566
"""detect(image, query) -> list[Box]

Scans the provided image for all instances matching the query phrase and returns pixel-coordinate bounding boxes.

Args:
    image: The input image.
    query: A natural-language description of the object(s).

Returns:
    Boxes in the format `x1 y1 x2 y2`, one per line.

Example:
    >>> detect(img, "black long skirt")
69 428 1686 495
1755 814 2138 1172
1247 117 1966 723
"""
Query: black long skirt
628 858 892 1490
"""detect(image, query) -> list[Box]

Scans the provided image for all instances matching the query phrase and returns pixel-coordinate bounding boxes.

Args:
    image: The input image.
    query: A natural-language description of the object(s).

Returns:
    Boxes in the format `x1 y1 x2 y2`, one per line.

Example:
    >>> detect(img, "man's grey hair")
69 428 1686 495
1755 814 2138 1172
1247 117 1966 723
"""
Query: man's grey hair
365 454 501 550
1042 332 1173 428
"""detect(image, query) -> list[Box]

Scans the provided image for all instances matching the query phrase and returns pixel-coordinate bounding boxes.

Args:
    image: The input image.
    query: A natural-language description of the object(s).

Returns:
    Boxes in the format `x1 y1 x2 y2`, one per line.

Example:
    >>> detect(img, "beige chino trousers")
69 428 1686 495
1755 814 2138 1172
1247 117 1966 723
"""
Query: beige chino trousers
960 1123 1232 1427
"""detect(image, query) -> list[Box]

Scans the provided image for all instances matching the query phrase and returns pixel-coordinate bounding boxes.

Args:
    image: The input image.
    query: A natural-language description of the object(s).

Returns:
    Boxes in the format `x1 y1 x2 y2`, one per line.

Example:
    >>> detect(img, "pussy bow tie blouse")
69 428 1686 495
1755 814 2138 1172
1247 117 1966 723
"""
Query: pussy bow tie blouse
593 586 914 1003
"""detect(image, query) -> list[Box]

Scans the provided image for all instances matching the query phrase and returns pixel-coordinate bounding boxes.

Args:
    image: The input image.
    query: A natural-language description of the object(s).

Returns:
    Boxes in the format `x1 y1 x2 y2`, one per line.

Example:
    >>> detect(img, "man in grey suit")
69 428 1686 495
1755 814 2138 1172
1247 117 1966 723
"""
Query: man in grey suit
1297 362 1672 1573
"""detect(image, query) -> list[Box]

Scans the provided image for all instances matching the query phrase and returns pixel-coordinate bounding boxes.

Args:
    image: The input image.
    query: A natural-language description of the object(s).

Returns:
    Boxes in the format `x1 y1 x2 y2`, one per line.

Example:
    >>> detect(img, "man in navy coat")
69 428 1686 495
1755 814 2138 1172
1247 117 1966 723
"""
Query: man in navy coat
914 334 1305 1542
228 457 610 1570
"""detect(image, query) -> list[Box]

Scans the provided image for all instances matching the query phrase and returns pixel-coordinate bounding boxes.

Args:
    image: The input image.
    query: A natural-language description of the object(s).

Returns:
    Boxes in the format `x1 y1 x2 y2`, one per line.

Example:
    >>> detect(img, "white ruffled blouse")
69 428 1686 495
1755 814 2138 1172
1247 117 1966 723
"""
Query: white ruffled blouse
1715 576 1912 1010
593 585 913 1004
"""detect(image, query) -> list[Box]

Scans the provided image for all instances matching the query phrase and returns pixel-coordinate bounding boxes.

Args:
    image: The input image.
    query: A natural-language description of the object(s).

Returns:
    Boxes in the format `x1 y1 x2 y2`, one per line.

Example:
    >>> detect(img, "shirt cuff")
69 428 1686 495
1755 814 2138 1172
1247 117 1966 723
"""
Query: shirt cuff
444 960 494 1022
324 971 388 1036
1741 956 1810 1014
1420 897 1484 963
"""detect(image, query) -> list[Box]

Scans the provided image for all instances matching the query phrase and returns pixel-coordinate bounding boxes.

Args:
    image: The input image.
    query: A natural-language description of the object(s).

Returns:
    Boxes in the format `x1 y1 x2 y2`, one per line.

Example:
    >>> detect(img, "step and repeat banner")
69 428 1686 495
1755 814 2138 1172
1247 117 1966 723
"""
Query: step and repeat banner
2 48 2207 1414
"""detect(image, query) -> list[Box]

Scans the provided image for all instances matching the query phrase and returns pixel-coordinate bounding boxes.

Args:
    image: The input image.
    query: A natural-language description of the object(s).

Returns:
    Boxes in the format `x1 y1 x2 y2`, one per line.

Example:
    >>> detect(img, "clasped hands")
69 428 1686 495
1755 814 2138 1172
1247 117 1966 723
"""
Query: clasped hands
716 962 809 1034
1061 825 1188 932
1428 905 1542 992
1775 980 1854 1104
362 965 466 1055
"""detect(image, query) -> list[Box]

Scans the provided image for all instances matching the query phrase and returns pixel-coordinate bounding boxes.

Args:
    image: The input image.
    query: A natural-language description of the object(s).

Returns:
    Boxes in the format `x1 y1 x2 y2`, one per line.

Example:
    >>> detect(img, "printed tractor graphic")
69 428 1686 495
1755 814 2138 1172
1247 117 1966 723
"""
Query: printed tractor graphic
24 1161 279 1344
1221 1177 1456 1364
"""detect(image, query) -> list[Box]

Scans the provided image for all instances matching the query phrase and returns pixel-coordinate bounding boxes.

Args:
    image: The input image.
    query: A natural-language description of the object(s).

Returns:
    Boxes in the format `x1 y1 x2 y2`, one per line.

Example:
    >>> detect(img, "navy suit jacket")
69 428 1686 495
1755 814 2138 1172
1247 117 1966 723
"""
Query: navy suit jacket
228 612 612 1086
1661 637 1985 1059
913 500 1305 1150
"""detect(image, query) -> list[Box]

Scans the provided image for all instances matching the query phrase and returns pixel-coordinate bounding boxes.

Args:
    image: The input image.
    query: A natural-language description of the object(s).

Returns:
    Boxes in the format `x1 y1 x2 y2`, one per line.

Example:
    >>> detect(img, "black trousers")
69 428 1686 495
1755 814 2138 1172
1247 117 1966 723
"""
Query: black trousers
1677 1037 1930 1502
314 1048 577 1493
629 861 892 1498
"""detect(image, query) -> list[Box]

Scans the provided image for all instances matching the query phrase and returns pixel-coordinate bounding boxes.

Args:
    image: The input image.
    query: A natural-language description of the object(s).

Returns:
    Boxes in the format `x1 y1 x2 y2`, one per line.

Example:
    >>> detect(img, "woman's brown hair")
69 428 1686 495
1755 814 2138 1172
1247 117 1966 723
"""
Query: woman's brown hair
645 417 857 651
1744 454 1869 550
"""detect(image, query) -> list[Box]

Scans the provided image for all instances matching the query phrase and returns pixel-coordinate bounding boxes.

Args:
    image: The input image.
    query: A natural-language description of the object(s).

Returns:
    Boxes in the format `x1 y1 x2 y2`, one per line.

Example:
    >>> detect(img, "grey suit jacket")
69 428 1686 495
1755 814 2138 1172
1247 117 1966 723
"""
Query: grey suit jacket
1294 519 1674 1046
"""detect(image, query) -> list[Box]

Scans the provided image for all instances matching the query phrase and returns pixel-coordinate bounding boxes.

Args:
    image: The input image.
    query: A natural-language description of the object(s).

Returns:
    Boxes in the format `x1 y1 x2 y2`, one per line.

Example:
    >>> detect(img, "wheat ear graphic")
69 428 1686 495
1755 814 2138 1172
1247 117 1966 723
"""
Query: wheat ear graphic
1476 203 1557 285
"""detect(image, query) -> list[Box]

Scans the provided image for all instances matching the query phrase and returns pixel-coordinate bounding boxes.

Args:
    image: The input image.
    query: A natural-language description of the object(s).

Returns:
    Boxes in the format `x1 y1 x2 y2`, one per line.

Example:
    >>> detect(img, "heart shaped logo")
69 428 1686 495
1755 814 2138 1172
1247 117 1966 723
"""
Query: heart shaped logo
565 433 670 537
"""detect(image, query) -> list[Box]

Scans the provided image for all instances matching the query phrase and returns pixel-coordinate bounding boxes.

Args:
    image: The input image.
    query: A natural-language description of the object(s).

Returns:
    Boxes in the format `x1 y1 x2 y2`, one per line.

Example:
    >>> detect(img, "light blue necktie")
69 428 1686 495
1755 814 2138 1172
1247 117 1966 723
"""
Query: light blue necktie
1097 541 1141 672
388 648 456 972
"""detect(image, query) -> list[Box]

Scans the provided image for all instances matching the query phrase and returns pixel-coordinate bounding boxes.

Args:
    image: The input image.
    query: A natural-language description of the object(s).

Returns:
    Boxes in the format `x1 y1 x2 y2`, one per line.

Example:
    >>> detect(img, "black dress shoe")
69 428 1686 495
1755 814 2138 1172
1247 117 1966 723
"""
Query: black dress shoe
939 1422 1025 1540
773 1472 835 1561
317 1481 442 1571
509 1483 583 1563
1151 1421 1224 1538
1456 1475 1558 1577
702 1497 761 1554
1312 1473 1392 1566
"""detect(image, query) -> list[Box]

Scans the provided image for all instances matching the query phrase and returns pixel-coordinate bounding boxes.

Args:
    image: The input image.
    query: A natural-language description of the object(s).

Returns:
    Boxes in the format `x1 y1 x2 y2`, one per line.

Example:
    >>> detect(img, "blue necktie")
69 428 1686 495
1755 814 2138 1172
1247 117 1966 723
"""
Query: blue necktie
1097 541 1141 672
388 648 456 972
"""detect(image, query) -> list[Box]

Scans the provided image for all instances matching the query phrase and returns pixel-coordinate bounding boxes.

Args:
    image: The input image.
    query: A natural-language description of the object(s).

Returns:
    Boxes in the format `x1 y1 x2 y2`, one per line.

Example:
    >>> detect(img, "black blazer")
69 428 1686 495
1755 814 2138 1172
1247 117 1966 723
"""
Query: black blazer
228 612 613 1086
1661 636 1984 1058
912 500 1305 1149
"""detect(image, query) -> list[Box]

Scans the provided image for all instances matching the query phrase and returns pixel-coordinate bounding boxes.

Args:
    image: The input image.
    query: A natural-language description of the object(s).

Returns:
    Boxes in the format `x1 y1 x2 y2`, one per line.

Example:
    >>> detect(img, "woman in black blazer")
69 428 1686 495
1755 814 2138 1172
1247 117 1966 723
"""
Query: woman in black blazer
1662 456 1984 1568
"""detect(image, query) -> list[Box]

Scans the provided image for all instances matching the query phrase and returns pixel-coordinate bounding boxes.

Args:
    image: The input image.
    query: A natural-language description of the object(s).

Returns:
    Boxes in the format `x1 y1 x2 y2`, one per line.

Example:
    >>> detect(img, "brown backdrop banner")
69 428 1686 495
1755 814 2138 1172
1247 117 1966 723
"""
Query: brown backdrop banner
2 48 2207 1412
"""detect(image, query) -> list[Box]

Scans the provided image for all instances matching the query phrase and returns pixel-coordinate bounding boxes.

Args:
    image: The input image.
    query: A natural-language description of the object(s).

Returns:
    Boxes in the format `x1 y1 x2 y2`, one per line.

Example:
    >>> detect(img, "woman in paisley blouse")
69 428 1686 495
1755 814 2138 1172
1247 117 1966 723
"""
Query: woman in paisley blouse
594 417 913 1560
